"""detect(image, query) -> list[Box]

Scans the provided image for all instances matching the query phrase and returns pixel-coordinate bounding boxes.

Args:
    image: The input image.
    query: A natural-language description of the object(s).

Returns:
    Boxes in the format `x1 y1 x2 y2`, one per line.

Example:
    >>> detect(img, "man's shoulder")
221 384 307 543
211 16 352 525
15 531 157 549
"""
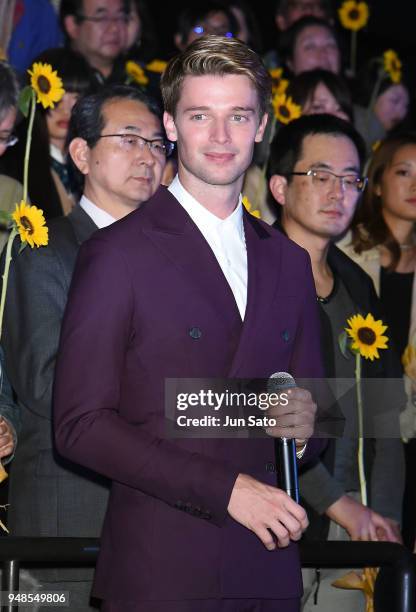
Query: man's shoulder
259 217 310 263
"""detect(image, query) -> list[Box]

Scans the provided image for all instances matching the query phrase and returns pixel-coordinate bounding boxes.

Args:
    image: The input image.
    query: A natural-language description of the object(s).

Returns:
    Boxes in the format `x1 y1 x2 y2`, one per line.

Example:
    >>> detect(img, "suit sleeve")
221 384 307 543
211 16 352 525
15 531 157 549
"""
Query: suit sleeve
53 236 238 527
2 239 70 421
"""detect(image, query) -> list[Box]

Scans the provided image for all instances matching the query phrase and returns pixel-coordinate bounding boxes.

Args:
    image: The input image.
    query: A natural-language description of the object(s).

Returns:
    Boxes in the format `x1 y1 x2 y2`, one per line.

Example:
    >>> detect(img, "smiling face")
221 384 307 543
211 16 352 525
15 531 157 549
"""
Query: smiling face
290 25 340 74
374 84 409 131
376 144 416 225
303 82 350 121
270 133 361 242
163 74 267 197
70 97 166 218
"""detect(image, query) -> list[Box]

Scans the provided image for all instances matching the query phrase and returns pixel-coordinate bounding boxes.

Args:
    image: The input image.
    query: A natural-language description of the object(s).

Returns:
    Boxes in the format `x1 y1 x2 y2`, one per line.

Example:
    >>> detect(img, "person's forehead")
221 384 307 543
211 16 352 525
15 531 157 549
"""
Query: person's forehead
82 0 125 14
300 133 358 163
178 73 257 104
102 98 160 129
298 26 335 43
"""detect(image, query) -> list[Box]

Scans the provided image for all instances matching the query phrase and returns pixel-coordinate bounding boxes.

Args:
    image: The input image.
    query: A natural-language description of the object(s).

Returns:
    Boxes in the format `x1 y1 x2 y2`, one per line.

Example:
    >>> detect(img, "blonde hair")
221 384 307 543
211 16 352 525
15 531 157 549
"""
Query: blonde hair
161 34 271 118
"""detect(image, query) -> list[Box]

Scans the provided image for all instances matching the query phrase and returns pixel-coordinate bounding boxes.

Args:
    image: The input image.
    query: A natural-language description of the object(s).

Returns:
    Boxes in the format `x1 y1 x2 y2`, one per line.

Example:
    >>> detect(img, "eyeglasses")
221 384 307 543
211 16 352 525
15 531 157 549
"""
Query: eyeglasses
76 13 129 26
192 25 234 38
97 133 175 157
289 169 367 193
0 134 18 148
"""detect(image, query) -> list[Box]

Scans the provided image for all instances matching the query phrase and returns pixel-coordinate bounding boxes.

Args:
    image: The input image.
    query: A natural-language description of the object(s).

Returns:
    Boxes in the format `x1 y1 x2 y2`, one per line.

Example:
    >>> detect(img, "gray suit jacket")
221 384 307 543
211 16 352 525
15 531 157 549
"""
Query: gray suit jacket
2 206 109 574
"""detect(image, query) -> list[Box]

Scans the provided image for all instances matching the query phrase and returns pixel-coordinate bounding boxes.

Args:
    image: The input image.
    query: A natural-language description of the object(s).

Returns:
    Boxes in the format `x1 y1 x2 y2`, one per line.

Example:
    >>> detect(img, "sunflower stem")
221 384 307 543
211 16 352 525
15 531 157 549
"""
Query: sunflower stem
0 227 18 341
364 67 383 145
350 31 357 77
355 352 367 506
23 90 36 203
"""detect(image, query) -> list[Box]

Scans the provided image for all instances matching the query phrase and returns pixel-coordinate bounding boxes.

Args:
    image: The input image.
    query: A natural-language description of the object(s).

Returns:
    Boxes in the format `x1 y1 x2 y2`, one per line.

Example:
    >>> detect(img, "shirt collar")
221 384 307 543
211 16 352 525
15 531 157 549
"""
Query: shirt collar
79 195 116 229
168 175 244 239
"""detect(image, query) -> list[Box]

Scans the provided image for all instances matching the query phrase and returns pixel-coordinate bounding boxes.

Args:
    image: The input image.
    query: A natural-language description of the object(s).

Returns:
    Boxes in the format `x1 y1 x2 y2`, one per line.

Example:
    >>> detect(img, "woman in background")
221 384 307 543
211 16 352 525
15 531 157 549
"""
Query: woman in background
341 133 416 550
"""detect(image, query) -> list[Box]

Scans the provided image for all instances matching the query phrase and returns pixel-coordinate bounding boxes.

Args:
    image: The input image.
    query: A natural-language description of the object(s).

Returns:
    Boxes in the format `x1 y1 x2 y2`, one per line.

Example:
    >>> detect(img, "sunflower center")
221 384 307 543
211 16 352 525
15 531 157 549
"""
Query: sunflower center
279 105 290 118
357 326 376 345
348 8 360 19
37 75 51 94
20 215 34 235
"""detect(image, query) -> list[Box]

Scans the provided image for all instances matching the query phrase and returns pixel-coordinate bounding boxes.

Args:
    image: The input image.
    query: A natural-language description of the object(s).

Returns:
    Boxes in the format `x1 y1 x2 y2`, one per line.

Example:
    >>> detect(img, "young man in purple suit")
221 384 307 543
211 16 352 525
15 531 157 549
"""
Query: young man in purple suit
53 35 326 611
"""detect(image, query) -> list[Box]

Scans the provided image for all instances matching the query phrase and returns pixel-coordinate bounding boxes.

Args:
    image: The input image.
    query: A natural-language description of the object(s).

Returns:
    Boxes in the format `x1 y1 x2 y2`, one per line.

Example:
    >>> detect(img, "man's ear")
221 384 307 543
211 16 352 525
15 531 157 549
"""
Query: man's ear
255 113 269 143
174 33 185 51
64 15 79 41
163 112 178 142
275 14 287 31
69 138 90 175
269 174 288 206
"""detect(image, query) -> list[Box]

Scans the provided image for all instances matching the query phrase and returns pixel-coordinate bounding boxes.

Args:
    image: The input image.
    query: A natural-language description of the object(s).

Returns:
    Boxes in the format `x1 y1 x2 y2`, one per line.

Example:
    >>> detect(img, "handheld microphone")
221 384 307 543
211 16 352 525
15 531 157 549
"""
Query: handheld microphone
267 372 299 503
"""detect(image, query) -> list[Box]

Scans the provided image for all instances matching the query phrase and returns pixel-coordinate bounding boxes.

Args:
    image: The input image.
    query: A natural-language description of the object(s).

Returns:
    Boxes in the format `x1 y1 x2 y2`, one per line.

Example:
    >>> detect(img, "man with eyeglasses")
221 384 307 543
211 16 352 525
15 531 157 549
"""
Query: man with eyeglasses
268 114 405 611
60 0 130 86
1 85 168 611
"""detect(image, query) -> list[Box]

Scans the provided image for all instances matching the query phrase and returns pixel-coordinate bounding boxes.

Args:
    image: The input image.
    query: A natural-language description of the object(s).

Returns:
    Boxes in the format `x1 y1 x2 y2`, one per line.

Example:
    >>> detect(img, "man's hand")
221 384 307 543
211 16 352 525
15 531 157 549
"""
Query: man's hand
326 494 402 543
0 417 15 460
227 473 309 550
265 387 316 442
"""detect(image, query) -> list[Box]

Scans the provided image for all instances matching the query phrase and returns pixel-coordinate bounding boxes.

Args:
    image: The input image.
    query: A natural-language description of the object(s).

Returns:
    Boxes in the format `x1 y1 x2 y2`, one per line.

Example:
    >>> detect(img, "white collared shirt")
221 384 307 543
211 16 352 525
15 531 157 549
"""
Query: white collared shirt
168 176 247 319
79 195 116 229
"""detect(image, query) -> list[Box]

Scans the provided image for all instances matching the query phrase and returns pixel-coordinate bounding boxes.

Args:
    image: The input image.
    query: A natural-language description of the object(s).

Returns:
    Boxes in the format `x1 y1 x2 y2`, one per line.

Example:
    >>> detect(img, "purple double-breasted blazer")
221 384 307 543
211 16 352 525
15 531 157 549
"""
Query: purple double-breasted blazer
53 187 325 604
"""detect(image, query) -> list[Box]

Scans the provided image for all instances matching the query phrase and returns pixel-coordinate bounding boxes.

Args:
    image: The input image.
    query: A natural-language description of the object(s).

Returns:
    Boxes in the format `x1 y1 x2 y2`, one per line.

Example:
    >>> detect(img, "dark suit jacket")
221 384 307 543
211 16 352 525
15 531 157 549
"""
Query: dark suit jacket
53 187 326 602
2 206 109 558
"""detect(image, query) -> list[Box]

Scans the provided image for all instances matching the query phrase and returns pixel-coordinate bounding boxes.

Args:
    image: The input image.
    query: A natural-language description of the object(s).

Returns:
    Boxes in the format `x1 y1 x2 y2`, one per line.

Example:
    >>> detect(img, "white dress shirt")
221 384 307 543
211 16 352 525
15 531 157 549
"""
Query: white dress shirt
168 176 247 319
79 195 116 229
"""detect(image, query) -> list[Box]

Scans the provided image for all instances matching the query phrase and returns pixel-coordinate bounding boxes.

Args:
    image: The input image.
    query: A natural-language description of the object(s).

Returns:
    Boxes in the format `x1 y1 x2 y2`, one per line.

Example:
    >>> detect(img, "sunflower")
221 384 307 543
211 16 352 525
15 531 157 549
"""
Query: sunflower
145 59 168 73
28 62 65 109
269 68 289 96
383 49 402 84
272 93 302 125
338 0 369 31
12 201 48 248
242 196 261 219
345 313 388 361
125 61 149 86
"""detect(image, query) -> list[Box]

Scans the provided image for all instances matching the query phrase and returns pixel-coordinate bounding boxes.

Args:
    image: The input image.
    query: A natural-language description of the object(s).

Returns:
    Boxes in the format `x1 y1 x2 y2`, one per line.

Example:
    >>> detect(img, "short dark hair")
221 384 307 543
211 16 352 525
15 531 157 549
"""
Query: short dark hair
67 85 162 190
286 69 353 120
175 2 238 47
0 61 19 122
267 114 366 181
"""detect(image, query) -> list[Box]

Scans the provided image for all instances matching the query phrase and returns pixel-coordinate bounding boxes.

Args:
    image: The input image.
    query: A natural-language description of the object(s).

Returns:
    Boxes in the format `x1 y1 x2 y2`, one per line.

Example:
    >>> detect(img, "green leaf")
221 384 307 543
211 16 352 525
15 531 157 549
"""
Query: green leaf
338 331 350 359
18 240 27 254
18 86 33 117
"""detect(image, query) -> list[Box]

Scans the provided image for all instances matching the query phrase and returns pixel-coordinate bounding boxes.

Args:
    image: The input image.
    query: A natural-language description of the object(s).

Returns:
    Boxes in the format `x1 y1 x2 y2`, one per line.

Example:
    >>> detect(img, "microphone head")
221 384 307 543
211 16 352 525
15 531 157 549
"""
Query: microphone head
267 372 296 392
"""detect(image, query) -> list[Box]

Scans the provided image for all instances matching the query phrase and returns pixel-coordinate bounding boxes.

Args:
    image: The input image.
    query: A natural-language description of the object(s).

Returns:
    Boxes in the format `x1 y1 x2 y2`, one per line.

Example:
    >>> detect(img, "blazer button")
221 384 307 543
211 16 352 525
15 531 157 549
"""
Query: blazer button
189 327 202 340
266 462 276 473
281 329 290 342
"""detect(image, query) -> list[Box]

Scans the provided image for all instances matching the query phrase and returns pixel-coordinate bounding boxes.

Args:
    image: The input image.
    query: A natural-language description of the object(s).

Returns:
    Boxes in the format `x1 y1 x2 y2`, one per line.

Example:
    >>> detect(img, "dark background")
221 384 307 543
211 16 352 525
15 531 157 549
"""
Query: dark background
149 0 415 88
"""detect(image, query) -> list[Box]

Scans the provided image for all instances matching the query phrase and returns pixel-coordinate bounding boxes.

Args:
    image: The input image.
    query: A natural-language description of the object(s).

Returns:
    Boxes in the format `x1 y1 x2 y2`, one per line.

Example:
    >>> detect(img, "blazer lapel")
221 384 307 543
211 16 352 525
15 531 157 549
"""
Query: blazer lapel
143 187 242 330
228 212 280 377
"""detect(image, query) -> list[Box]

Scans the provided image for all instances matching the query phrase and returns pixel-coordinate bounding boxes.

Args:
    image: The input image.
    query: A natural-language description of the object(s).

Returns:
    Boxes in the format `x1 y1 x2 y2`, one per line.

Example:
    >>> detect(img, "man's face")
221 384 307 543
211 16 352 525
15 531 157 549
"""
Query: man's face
271 133 361 241
66 0 127 67
290 25 340 74
0 106 17 157
163 74 267 193
374 84 409 132
76 98 166 215
277 0 327 31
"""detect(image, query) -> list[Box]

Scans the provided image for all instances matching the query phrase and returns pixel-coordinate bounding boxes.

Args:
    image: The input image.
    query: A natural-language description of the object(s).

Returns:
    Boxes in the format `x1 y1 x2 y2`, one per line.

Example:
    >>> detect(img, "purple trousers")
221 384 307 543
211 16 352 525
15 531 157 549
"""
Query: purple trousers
101 599 300 611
